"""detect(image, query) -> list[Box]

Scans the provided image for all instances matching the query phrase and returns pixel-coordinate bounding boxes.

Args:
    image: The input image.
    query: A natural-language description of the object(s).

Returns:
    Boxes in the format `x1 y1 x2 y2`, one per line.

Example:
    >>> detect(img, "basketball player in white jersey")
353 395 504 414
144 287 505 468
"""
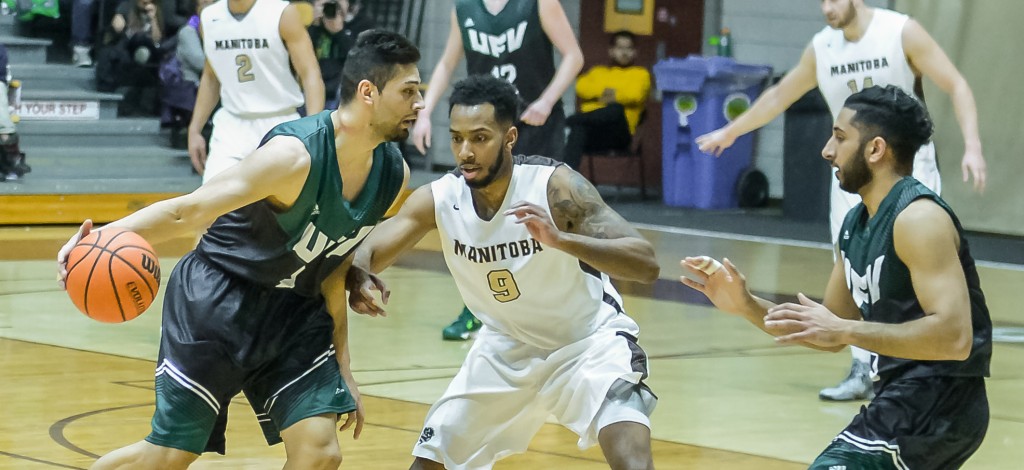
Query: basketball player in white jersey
347 76 659 470
188 0 325 182
695 0 987 402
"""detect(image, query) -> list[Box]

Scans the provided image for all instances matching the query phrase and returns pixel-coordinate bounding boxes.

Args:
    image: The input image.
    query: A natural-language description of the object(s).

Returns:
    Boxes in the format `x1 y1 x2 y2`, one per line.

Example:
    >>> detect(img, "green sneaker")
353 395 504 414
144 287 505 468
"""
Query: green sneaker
442 306 482 341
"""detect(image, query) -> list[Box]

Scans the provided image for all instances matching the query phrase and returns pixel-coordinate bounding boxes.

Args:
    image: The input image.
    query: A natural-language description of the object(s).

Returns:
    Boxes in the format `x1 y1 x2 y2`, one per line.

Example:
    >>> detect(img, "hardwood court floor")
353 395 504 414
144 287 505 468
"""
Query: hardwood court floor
1 226 1021 469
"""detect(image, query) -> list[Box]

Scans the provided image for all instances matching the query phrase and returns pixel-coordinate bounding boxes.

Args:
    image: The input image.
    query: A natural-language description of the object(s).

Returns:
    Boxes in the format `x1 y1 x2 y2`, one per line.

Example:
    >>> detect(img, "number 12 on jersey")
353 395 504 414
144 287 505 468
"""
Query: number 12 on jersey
487 269 520 302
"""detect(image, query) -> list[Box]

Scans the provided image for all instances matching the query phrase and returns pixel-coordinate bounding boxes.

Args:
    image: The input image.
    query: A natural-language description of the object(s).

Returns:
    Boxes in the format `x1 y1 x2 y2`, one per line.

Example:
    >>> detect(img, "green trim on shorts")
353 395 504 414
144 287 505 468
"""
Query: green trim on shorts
810 438 904 470
147 373 221 455
253 356 358 446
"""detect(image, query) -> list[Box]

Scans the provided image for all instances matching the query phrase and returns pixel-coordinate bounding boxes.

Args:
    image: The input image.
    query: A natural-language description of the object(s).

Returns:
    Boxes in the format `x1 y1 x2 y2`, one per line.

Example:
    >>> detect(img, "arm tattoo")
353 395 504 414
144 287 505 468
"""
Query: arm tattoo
548 169 641 240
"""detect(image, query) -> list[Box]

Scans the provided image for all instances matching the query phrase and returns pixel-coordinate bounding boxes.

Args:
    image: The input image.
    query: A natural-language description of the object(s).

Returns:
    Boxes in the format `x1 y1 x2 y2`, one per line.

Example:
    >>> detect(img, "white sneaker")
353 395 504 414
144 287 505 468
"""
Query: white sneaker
819 359 874 401
72 45 92 67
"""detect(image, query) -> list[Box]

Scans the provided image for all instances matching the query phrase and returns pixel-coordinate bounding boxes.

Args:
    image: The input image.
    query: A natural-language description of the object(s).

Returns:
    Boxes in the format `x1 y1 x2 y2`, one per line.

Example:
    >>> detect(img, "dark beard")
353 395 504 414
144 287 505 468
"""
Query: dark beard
839 139 873 193
384 127 410 142
835 3 857 29
465 143 507 189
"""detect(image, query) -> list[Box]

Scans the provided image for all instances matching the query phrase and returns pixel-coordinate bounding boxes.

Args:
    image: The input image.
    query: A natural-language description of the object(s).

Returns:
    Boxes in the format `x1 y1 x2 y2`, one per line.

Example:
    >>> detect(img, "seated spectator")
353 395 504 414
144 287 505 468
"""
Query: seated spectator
342 0 372 37
0 44 28 181
563 30 650 170
159 0 212 147
71 0 97 67
308 0 352 108
95 0 175 115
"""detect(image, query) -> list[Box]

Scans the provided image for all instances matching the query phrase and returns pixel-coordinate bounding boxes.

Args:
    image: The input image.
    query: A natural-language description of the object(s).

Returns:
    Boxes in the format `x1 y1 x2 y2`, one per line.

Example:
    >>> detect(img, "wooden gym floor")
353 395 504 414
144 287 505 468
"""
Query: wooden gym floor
1 225 1021 469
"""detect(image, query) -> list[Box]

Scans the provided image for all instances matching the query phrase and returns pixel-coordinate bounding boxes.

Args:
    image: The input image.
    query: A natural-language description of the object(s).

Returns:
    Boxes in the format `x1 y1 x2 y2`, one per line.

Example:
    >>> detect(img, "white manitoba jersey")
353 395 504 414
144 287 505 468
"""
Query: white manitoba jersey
201 0 303 115
812 8 917 121
814 8 940 243
432 156 638 350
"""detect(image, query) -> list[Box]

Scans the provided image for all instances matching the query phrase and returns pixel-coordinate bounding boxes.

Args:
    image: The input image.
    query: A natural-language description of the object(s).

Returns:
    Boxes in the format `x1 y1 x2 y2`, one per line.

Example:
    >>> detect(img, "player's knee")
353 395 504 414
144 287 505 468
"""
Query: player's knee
607 451 654 470
287 441 342 469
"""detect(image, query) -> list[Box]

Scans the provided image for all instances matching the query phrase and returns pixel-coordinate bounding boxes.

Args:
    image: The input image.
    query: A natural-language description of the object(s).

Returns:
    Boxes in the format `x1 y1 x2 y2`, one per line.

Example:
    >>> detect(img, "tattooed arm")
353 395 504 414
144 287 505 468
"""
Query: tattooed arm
503 165 659 282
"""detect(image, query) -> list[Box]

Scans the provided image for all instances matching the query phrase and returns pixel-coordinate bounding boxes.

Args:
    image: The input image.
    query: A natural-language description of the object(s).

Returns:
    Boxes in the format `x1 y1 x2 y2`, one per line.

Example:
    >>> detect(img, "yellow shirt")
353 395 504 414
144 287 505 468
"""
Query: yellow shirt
575 65 651 134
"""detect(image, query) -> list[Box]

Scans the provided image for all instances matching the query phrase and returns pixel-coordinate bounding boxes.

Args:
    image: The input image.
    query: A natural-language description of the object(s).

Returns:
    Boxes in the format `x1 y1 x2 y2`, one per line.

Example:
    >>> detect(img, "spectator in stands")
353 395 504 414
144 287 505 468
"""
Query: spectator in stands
342 0 372 38
308 0 353 109
563 30 650 170
0 44 28 181
160 0 213 147
71 0 97 67
97 0 175 115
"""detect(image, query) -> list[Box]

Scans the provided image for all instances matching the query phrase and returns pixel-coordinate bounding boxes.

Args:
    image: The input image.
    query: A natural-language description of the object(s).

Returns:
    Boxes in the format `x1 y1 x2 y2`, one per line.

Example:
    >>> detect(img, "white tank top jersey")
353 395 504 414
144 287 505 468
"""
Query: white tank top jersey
201 0 304 116
812 8 917 120
432 158 639 350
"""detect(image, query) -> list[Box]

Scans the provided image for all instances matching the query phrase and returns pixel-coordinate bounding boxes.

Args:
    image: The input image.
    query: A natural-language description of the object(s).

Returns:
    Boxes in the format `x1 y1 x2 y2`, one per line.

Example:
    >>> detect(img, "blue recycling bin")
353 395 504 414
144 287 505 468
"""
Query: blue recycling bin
654 56 772 209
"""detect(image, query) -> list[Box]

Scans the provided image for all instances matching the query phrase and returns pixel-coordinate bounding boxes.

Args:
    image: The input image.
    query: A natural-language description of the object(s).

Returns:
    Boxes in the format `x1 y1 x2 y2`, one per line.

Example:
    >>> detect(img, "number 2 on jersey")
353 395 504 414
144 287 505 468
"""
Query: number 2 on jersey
236 54 255 83
487 269 520 302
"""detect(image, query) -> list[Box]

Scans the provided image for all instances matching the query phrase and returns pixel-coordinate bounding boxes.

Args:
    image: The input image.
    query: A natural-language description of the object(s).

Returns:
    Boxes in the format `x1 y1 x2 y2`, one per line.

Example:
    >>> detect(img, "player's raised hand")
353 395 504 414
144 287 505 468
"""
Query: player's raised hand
187 130 208 175
680 257 753 316
765 293 848 348
411 109 432 155
695 128 736 157
57 219 93 290
345 265 390 317
520 99 553 127
961 149 987 193
504 201 561 246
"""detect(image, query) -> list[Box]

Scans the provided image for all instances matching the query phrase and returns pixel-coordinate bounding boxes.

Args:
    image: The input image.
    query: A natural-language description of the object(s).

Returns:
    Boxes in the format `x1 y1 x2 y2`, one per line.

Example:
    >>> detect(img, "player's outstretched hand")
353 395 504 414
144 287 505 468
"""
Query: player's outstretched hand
680 257 753 316
504 201 561 247
961 149 987 193
764 293 847 348
520 99 553 127
338 373 365 439
345 265 390 317
58 219 93 290
188 130 207 175
695 128 736 157
411 109 432 155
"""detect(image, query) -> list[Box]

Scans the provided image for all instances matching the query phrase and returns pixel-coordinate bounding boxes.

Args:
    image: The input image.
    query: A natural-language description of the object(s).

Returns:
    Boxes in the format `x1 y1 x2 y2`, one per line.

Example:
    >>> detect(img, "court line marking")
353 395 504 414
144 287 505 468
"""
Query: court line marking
50 403 152 460
0 450 86 470
17 338 805 468
634 223 1024 272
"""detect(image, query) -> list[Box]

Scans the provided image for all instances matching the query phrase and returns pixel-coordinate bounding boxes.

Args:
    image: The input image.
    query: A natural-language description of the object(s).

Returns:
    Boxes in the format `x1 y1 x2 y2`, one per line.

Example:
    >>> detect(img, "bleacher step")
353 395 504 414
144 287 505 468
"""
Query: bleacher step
0 176 200 195
0 35 50 64
10 63 94 89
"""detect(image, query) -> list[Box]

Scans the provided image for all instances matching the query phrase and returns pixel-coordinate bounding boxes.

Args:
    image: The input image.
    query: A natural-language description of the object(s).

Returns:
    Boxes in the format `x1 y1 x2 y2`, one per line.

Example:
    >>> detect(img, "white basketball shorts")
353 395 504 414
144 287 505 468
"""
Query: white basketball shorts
412 325 657 469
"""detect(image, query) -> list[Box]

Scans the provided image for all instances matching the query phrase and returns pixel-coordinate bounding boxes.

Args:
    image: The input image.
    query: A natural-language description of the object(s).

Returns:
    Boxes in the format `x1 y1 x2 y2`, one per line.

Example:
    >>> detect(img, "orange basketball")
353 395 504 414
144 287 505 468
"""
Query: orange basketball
65 228 161 323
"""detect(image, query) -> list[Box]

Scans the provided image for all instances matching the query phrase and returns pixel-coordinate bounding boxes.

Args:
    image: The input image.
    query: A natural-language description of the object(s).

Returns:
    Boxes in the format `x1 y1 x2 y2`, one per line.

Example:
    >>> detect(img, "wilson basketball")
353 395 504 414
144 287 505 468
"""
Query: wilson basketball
65 228 161 323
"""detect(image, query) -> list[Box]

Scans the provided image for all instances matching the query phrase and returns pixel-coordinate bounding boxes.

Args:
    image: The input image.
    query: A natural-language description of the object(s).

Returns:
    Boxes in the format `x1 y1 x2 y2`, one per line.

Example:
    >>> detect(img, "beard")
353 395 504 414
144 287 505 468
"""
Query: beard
383 125 410 143
838 139 873 193
464 141 507 189
833 2 857 29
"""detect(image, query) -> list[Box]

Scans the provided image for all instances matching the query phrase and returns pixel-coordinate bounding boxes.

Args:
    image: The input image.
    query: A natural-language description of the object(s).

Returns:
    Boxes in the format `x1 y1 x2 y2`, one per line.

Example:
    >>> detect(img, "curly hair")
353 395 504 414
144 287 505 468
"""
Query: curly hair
448 75 522 126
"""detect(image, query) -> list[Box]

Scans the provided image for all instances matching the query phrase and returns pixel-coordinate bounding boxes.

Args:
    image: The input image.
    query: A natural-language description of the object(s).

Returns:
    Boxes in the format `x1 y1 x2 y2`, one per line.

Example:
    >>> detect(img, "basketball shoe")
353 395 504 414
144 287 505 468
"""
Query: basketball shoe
819 359 874 401
442 306 481 341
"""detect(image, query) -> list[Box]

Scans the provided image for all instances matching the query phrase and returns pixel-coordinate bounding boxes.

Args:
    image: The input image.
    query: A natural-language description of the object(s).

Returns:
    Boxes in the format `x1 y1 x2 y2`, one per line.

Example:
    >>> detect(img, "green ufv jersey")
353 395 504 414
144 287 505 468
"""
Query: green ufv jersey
456 0 557 104
838 177 992 382
196 111 405 298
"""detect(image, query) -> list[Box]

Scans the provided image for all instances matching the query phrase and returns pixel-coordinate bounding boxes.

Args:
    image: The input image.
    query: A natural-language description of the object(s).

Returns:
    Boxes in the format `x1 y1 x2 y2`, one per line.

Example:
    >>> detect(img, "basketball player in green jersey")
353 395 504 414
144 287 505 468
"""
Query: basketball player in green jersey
683 86 991 469
57 30 423 469
413 0 584 341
